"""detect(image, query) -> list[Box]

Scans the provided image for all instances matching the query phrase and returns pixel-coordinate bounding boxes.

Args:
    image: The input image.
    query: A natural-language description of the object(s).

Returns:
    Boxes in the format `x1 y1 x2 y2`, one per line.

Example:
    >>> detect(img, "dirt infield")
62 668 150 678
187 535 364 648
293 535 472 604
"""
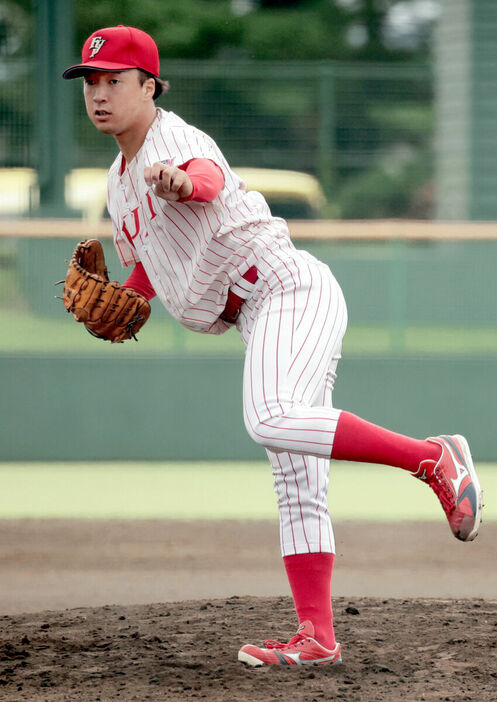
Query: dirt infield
1 595 496 701
0 520 496 701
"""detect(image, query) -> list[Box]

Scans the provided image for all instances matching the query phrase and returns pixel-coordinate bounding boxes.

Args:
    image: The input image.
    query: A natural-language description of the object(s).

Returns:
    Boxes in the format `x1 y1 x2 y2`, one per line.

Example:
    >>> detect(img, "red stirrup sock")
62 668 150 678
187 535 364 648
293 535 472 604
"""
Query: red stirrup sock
331 411 442 472
283 552 336 649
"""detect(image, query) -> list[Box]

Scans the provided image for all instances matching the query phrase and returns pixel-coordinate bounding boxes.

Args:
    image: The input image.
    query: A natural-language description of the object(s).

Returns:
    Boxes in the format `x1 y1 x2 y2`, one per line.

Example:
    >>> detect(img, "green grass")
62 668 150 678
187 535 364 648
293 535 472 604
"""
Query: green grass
0 309 244 356
2 308 497 356
0 461 494 521
0 310 243 357
344 325 497 355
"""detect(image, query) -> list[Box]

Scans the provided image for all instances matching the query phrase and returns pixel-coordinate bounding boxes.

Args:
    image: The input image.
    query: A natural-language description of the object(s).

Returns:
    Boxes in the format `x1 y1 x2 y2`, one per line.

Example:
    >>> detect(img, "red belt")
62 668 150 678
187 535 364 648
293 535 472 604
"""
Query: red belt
220 266 258 323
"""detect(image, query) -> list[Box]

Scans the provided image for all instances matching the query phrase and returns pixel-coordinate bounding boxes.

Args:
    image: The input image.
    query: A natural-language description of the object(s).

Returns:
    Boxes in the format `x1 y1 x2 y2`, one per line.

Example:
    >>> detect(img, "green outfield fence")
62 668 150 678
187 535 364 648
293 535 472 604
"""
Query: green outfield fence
1 224 496 462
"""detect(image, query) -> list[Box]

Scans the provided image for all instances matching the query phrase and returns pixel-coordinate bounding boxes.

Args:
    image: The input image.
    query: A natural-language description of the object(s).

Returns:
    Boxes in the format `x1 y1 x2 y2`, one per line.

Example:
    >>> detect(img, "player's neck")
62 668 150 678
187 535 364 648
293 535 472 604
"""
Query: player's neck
115 107 157 164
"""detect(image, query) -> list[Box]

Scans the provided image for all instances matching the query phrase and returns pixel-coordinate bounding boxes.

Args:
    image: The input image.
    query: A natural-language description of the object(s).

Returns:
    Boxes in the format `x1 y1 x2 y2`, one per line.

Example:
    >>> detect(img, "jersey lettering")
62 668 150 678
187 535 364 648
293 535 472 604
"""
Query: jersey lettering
122 206 141 243
146 191 157 220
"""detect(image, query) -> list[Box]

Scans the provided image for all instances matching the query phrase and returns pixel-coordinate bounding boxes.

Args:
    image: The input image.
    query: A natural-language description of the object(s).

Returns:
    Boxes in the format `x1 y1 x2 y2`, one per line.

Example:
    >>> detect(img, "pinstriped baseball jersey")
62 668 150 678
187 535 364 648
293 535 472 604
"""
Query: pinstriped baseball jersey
107 107 290 333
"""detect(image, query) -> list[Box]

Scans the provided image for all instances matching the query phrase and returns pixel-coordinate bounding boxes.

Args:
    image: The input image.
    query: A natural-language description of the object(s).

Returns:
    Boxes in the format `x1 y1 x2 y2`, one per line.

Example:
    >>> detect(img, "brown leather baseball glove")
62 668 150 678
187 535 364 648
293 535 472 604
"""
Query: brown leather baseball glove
60 239 151 343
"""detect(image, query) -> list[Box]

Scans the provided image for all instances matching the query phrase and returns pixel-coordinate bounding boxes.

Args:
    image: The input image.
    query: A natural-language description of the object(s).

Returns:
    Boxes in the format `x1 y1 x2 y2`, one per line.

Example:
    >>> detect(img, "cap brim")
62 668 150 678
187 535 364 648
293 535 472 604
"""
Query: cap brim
62 60 140 79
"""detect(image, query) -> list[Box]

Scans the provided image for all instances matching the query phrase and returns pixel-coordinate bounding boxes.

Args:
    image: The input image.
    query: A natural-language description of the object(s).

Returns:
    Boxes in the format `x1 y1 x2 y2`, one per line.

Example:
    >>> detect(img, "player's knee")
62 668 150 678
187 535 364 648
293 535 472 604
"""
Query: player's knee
244 417 266 447
244 412 283 450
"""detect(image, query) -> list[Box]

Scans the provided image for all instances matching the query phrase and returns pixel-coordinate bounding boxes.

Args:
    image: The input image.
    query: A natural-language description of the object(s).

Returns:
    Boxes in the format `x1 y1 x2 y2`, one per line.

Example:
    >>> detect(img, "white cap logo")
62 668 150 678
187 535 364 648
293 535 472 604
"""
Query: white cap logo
89 36 106 58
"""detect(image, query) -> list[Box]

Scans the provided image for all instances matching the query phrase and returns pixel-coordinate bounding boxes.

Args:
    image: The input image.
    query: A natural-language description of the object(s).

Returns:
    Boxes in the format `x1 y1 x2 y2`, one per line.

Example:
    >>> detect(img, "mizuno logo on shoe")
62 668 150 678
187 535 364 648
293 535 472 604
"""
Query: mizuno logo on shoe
445 443 469 495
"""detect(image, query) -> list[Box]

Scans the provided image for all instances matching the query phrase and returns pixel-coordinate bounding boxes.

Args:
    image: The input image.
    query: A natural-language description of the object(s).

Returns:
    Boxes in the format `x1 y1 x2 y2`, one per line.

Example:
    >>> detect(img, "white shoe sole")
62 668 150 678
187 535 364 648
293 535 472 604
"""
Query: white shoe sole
238 650 264 666
238 649 342 667
451 434 483 541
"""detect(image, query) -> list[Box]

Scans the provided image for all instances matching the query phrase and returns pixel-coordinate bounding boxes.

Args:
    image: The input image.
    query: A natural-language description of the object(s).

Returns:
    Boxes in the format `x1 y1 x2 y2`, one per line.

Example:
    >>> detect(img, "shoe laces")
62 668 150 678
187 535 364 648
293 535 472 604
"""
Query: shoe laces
264 634 306 650
429 468 456 514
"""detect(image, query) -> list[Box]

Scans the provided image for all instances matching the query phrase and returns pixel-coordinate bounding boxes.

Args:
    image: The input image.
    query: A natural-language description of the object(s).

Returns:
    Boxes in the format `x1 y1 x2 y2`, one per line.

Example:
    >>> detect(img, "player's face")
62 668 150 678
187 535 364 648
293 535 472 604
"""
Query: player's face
83 69 155 136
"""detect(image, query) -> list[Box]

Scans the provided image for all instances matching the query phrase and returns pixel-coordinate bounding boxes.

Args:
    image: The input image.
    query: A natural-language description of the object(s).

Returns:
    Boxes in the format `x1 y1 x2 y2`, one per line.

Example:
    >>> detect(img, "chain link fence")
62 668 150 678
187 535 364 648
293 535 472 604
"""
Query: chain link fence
0 59 433 219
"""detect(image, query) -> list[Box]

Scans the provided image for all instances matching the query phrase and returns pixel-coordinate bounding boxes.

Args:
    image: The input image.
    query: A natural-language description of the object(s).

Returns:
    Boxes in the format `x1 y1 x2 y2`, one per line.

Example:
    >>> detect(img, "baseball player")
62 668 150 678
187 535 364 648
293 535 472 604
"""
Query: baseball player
63 25 483 667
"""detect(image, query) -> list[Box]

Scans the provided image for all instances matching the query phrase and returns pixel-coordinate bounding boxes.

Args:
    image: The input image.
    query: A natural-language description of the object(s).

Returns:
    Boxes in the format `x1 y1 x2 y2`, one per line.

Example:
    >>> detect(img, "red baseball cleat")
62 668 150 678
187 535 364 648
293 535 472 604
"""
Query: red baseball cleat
413 434 483 541
238 620 342 667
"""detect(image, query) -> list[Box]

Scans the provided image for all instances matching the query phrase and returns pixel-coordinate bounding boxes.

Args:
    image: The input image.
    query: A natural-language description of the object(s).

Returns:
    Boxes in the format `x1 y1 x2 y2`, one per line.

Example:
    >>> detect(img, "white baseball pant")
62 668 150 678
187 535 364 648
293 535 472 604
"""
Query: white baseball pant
237 238 348 556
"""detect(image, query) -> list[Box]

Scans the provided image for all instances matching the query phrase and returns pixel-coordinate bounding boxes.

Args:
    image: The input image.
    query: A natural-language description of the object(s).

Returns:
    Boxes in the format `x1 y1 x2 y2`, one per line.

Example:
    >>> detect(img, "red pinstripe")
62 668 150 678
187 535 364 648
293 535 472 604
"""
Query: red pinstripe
274 290 285 415
275 453 297 555
239 242 346 555
294 260 317 331
144 221 184 308
304 302 346 405
293 272 337 402
270 247 297 355
288 267 323 375
149 133 161 161
167 202 204 247
288 452 311 552
311 457 323 552
171 129 186 162
260 295 273 419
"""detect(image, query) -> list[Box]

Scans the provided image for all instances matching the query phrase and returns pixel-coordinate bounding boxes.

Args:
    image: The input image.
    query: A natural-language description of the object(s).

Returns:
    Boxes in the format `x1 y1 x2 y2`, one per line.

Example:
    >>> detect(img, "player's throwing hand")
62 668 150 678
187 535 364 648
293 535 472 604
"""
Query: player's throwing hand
144 162 193 201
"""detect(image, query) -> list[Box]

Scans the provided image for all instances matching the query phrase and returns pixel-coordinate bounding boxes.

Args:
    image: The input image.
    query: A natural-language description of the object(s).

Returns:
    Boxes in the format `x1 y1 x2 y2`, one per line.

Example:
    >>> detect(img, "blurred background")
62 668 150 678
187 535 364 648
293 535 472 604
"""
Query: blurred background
0 0 496 464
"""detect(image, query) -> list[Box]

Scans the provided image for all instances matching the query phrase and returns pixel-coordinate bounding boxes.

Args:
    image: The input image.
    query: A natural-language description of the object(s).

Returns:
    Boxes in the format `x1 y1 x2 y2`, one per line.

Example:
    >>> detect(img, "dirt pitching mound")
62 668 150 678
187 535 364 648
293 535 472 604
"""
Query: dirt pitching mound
0 595 495 701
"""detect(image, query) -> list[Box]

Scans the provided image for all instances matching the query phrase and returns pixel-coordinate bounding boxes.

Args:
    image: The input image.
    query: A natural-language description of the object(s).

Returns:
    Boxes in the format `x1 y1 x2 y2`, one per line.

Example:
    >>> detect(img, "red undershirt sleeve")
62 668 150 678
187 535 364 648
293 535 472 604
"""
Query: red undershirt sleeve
122 262 156 300
178 158 225 203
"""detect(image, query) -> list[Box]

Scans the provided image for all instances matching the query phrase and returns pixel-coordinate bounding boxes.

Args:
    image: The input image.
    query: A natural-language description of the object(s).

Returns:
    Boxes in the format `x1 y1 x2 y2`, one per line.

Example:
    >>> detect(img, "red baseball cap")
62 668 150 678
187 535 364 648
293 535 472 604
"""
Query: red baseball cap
62 25 160 79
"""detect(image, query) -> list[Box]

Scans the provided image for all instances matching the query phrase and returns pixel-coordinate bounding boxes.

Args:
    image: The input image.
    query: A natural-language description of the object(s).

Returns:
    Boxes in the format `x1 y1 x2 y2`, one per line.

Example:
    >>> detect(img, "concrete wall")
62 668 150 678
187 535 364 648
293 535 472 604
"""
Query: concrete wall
2 354 495 462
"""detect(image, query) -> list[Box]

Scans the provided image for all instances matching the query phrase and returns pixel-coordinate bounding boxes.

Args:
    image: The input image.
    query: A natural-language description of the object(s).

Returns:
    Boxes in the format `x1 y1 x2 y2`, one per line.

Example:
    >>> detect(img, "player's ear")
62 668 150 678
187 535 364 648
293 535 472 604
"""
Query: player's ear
143 77 156 100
